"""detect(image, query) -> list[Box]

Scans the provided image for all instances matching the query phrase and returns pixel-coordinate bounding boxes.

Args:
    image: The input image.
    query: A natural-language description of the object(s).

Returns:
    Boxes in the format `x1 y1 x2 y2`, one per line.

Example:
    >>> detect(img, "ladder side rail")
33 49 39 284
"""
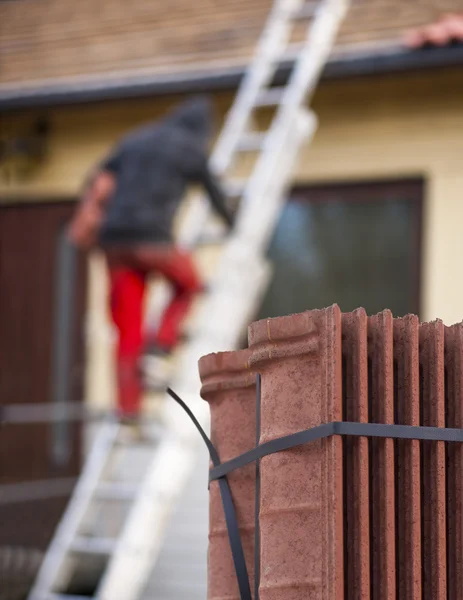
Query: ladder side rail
235 0 349 250
234 110 317 251
278 0 349 113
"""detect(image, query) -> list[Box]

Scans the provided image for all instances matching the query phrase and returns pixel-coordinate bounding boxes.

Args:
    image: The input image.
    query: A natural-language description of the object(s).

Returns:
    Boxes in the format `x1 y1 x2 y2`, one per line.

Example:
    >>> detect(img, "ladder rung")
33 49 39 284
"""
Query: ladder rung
95 481 138 501
291 1 318 20
282 42 305 59
255 87 285 107
236 132 267 152
70 536 115 555
195 233 228 247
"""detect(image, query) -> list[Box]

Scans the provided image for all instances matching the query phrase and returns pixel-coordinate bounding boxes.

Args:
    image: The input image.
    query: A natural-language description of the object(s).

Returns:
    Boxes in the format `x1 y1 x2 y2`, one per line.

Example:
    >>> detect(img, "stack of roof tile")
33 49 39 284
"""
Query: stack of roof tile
199 305 463 599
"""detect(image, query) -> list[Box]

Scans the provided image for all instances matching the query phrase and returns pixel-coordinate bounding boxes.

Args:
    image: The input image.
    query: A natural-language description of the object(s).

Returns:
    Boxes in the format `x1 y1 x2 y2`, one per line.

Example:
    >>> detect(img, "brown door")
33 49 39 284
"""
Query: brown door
0 200 87 549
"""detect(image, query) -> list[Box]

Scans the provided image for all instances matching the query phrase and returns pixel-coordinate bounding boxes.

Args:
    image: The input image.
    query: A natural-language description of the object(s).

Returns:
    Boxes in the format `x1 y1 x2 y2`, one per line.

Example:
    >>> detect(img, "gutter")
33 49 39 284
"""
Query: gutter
0 44 463 112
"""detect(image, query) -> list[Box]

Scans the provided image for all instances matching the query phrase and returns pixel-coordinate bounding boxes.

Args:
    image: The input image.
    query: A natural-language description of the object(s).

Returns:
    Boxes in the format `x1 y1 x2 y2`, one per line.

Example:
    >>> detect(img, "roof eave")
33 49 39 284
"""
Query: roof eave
1 44 462 112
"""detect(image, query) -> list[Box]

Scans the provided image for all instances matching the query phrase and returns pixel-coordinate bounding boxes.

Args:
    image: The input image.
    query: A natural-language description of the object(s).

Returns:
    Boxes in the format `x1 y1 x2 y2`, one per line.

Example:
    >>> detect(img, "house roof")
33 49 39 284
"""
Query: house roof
1 0 463 110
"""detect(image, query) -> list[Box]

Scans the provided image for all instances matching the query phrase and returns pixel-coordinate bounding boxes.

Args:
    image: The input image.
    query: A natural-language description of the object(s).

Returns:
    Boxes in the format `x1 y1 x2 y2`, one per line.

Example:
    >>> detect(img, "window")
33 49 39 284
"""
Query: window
259 180 423 320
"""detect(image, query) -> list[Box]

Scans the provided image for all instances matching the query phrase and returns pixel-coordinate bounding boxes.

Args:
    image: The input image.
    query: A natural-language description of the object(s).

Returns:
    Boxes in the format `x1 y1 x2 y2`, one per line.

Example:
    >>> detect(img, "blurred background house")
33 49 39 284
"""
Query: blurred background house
1 0 463 597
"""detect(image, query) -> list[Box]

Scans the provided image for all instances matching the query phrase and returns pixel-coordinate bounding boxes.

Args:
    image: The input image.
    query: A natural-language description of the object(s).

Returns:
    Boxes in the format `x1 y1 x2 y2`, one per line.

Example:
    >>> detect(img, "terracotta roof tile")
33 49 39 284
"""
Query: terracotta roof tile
404 13 463 48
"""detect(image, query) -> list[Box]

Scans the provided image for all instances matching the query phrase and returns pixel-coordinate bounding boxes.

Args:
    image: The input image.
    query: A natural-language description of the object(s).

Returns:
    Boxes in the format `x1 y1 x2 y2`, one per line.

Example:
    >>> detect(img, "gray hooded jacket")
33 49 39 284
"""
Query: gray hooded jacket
98 97 231 246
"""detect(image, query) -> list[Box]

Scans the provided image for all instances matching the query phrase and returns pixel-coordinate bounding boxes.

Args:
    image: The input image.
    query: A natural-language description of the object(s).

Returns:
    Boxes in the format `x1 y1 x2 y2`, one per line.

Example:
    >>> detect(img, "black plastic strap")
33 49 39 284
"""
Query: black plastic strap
211 422 335 481
168 386 463 600
210 420 463 482
167 388 252 600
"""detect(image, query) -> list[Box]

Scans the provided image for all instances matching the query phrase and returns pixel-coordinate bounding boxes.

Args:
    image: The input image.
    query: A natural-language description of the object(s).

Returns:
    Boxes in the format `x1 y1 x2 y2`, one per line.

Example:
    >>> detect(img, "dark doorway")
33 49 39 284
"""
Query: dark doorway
0 200 87 550
259 180 423 320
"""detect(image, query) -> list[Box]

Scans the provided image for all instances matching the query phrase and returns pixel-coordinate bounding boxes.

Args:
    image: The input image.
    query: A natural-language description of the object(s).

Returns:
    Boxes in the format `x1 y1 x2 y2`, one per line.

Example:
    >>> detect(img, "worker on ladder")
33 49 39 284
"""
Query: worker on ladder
67 96 233 424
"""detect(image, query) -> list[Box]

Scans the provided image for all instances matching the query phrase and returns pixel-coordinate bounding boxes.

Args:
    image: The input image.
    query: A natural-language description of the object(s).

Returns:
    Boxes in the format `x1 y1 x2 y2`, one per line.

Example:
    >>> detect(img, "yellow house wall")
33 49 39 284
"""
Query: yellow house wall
2 67 463 410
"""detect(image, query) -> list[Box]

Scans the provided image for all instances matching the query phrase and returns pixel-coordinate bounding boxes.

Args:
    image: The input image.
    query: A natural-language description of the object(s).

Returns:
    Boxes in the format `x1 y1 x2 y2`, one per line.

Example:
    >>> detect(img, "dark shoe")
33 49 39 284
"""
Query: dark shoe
143 342 171 358
119 413 140 427
118 413 145 442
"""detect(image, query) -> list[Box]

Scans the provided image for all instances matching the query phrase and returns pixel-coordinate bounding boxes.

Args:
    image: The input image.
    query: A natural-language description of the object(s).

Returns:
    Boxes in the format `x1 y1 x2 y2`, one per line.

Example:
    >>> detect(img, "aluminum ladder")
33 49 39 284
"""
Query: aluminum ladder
29 0 349 598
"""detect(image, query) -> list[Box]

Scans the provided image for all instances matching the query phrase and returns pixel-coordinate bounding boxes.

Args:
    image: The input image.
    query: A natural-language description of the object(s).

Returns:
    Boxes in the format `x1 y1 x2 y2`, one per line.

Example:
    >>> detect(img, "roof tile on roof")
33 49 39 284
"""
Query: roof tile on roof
404 13 463 48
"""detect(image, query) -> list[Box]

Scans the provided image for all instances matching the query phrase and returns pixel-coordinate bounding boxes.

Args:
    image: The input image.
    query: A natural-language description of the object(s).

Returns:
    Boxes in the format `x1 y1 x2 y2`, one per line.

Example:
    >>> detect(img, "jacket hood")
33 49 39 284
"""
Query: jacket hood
164 96 214 141
111 96 215 157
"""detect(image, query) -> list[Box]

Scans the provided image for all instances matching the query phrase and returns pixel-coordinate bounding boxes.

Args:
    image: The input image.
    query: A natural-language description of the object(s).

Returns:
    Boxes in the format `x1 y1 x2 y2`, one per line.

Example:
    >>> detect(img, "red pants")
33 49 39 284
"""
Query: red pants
106 245 202 417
